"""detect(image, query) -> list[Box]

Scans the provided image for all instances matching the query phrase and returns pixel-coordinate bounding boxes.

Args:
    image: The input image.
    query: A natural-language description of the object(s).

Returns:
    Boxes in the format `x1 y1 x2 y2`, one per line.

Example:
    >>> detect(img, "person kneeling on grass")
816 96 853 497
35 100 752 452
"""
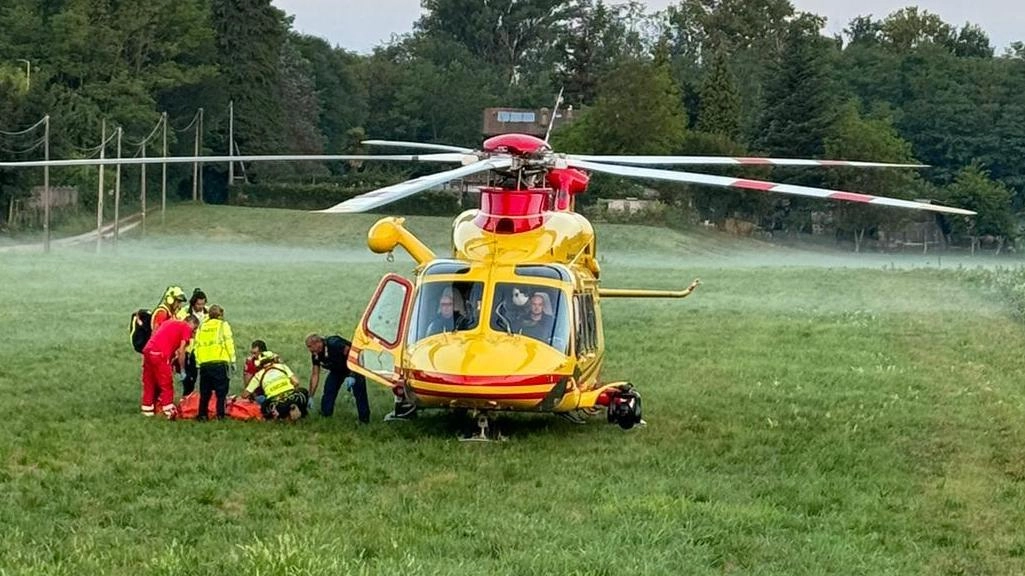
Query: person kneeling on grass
241 352 309 421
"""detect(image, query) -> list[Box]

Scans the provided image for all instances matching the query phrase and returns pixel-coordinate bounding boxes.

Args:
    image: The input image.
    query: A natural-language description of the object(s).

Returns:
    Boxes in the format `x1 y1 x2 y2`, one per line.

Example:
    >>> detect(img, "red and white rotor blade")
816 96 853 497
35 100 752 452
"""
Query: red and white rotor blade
362 140 475 154
318 157 513 214
567 155 926 168
0 153 466 169
568 159 976 216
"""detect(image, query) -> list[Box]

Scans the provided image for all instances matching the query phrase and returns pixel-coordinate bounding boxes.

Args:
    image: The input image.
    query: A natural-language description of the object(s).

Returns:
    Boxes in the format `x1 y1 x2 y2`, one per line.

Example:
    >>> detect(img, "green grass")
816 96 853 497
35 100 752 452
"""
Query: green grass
2 204 1025 575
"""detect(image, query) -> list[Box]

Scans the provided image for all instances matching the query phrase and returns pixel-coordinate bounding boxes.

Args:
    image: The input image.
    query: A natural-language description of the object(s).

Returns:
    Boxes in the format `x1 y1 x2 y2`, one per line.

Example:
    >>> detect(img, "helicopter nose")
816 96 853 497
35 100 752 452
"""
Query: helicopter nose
406 333 571 407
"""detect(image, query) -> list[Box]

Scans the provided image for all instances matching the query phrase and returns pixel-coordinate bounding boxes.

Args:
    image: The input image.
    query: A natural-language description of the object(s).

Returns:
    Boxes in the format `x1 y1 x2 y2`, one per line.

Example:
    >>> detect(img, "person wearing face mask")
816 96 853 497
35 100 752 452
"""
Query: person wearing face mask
178 288 208 396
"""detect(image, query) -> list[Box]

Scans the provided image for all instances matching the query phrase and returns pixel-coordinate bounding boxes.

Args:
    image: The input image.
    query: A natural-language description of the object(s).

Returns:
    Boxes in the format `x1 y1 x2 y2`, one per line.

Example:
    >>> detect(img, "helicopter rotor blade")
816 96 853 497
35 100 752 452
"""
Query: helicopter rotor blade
566 154 927 169
0 153 467 169
317 157 514 214
568 159 976 216
362 140 475 154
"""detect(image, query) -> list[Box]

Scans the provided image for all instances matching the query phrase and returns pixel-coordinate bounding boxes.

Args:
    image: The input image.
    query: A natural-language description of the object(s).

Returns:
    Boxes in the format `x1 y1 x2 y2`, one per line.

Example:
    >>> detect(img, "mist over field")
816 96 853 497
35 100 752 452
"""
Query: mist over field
2 206 1025 574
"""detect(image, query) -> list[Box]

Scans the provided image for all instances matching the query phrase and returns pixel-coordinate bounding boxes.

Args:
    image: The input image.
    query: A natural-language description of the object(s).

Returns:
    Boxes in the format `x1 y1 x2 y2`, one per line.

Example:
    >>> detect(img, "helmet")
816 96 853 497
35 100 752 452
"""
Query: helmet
511 287 529 307
257 351 278 368
164 286 186 305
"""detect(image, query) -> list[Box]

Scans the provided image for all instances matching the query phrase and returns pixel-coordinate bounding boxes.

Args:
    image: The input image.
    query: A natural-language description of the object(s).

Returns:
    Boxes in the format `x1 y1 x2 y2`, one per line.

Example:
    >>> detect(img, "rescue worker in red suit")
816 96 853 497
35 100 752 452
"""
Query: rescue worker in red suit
141 316 199 417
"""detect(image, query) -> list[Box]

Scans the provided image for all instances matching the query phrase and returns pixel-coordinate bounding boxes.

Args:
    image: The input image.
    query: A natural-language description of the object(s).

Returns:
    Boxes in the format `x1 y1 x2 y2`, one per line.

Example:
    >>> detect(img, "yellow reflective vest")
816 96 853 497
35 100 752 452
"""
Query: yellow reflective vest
246 363 297 399
193 318 236 365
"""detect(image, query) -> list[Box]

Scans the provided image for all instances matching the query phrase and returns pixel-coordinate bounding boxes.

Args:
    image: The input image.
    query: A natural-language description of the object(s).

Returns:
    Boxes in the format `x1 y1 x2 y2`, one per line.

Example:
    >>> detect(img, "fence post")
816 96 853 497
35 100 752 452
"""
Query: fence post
97 120 105 253
140 141 147 236
161 112 167 225
43 115 50 253
113 126 122 249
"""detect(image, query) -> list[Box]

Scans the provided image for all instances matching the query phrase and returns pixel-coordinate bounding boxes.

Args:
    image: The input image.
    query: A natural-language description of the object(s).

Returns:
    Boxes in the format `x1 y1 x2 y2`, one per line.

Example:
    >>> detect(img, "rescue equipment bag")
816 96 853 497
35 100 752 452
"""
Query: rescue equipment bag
130 309 153 353
177 393 264 421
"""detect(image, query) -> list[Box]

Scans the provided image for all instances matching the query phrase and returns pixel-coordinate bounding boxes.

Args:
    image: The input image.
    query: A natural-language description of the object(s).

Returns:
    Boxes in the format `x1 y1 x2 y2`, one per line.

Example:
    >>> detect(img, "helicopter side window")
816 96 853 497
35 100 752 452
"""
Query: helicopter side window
408 281 483 343
574 293 597 356
574 294 589 356
491 282 571 354
583 294 597 353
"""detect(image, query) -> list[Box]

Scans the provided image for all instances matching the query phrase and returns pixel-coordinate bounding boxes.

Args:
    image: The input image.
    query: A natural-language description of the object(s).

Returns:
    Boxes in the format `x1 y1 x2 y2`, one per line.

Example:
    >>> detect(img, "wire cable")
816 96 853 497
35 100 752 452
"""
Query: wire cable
0 136 47 155
70 127 120 156
0 116 47 136
172 110 200 133
125 116 165 148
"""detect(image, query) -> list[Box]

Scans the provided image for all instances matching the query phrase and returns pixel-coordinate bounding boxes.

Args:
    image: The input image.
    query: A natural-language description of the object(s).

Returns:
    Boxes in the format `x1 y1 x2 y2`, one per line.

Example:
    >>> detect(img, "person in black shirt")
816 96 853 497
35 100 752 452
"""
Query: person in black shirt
305 333 369 423
425 288 474 336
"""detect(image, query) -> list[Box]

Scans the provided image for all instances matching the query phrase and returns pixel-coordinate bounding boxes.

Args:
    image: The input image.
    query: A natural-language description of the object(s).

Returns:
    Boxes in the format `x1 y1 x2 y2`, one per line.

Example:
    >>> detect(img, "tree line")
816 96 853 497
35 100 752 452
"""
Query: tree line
1 0 1023 248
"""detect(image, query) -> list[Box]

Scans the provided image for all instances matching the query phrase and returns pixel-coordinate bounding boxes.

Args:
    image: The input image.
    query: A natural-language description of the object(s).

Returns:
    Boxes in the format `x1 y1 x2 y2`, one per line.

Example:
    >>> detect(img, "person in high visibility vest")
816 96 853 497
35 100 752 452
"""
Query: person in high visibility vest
241 352 309 421
178 288 208 397
193 304 235 420
151 286 186 331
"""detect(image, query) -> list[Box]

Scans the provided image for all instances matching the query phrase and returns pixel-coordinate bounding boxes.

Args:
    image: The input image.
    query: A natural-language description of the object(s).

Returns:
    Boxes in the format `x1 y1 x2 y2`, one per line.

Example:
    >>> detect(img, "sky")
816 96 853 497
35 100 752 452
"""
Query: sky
273 0 1020 54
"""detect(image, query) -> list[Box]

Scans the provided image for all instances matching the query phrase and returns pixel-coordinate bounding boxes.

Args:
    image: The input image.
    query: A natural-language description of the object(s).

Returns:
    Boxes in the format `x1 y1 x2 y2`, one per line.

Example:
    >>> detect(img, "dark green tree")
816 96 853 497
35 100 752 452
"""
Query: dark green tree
555 0 646 106
824 102 919 252
696 44 740 139
942 165 1016 253
292 35 368 155
417 0 578 86
211 0 288 157
756 15 837 158
553 56 685 155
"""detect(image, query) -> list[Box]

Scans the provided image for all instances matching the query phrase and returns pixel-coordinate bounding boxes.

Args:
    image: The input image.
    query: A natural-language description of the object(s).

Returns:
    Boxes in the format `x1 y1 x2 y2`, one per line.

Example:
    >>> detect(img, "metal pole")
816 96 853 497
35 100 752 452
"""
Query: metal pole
140 141 147 236
17 59 30 90
114 126 122 249
43 114 50 253
97 120 105 253
192 110 199 202
198 107 204 203
161 112 167 224
228 100 234 187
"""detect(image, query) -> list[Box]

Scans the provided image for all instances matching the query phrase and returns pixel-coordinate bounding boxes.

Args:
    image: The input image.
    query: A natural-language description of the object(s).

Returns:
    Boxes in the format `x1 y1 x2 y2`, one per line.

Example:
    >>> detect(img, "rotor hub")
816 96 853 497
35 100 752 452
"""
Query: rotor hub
482 133 551 157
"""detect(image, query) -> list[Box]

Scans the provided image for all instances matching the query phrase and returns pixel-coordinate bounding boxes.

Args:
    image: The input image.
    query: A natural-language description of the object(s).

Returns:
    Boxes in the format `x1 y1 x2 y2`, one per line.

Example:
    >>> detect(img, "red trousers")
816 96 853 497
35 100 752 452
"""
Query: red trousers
141 351 175 414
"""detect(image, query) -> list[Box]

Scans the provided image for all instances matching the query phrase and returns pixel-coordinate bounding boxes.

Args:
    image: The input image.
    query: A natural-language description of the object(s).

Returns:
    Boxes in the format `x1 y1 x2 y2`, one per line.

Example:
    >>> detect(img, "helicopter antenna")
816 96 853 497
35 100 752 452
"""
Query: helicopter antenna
544 87 565 144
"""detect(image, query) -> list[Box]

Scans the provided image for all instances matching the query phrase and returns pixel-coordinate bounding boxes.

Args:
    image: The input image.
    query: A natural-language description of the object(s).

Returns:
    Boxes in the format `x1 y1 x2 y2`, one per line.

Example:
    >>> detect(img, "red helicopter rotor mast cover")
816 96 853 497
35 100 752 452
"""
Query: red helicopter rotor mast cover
546 168 589 211
474 134 590 233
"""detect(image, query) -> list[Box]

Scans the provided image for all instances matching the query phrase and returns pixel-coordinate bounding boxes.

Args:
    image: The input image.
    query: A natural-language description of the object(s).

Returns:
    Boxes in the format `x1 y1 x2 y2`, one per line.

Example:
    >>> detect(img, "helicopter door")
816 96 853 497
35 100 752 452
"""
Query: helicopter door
348 273 414 388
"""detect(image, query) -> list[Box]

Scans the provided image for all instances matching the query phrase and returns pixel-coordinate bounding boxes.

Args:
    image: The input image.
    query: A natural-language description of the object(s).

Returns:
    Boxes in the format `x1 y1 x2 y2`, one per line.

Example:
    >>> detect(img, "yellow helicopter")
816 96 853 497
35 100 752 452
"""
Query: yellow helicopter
0 124 976 439
310 132 975 439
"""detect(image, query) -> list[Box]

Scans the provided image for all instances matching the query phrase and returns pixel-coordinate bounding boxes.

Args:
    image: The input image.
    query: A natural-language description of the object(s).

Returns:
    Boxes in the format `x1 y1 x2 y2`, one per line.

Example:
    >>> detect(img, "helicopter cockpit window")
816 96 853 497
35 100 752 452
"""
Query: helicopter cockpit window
423 261 471 276
491 283 571 354
408 281 483 343
514 264 571 282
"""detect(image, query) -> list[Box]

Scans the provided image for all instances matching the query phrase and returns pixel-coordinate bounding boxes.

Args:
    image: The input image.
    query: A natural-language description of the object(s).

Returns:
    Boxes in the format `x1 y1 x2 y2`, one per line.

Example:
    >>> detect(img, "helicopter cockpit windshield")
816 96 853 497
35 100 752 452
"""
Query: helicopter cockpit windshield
408 280 484 342
491 283 571 354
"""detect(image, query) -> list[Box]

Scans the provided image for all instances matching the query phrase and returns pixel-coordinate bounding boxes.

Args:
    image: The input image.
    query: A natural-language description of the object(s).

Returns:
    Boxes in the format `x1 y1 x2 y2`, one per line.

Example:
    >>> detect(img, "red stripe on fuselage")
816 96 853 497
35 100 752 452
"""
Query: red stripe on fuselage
738 158 772 165
411 371 561 387
411 387 549 400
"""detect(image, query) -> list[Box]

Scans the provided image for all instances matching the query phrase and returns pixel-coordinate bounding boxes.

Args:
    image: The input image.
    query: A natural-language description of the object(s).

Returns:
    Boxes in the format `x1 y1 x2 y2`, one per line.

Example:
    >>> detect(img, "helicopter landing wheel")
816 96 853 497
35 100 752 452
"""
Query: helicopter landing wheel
607 385 643 430
459 410 506 442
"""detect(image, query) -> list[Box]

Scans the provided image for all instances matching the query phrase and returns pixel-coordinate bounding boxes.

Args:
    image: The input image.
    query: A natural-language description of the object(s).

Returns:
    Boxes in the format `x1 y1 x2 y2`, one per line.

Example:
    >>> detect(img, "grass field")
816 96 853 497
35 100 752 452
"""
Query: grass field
2 204 1025 575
